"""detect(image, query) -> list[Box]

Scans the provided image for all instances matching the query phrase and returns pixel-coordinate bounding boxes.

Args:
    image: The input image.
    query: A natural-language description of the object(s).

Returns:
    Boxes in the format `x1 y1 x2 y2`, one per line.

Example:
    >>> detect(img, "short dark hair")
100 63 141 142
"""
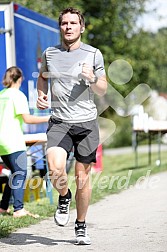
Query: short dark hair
59 7 85 27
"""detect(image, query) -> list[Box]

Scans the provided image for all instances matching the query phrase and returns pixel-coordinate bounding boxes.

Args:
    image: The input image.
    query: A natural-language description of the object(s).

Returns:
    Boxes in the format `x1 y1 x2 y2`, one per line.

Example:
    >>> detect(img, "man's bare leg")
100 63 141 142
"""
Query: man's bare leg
47 146 72 226
75 161 92 221
47 146 68 195
74 161 92 245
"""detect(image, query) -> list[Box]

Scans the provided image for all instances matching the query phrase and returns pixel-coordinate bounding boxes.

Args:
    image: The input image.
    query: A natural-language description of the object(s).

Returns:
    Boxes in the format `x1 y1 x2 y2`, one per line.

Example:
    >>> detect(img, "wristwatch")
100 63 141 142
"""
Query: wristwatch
89 75 98 84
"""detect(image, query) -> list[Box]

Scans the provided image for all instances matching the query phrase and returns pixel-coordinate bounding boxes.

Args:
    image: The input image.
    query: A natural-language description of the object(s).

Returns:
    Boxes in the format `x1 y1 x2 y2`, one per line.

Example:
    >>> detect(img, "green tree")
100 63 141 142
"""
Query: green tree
148 28 167 92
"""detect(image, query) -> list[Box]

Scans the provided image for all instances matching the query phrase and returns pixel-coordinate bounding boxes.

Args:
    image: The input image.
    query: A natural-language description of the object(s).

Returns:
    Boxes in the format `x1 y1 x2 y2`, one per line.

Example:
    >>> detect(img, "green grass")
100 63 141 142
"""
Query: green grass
0 150 167 238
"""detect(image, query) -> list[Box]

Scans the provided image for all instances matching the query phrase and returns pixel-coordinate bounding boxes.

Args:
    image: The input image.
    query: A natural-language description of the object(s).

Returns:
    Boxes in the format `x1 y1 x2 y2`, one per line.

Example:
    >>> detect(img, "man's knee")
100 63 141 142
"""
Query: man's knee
48 160 65 177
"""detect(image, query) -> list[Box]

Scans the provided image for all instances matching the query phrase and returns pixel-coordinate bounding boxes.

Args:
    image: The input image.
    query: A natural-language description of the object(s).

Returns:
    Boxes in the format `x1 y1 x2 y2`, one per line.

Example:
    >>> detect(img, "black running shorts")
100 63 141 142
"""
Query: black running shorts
46 116 99 164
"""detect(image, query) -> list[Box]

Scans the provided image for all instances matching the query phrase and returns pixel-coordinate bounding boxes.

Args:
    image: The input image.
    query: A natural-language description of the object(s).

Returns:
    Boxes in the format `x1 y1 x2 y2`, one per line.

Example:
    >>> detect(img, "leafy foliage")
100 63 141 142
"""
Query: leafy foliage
6 0 166 93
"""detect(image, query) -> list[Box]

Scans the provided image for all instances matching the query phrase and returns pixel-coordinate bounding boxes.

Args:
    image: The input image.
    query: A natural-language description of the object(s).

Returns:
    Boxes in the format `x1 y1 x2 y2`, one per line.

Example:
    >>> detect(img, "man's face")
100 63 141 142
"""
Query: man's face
60 12 83 44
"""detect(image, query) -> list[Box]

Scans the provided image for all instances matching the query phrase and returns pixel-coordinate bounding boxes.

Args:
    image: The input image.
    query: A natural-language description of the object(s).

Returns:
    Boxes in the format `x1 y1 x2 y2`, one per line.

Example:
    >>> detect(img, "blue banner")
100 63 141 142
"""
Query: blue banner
0 10 7 87
14 3 60 101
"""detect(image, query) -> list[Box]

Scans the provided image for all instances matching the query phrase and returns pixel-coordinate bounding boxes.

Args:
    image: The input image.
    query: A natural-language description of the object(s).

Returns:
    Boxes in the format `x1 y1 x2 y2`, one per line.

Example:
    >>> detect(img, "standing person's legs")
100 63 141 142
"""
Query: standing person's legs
1 151 27 212
1 152 40 218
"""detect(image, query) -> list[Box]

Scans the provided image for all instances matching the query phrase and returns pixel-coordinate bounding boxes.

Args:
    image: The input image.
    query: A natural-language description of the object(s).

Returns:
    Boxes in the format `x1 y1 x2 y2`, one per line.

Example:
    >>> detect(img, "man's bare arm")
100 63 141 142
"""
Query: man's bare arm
90 75 107 96
81 64 107 96
36 74 49 110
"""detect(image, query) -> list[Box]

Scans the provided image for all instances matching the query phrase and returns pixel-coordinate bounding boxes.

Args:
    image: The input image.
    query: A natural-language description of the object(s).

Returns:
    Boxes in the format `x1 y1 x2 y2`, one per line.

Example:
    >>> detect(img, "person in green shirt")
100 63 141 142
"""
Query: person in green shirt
0 66 50 217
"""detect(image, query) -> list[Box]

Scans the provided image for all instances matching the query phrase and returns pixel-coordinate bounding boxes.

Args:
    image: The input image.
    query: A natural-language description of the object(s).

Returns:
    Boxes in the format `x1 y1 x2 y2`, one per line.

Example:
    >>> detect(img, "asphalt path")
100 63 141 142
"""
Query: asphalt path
0 171 166 252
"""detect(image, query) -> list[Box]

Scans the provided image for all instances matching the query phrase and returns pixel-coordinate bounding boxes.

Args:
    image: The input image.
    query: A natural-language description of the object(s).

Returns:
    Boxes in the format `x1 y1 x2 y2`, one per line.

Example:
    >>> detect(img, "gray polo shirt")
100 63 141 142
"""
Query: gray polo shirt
40 42 105 123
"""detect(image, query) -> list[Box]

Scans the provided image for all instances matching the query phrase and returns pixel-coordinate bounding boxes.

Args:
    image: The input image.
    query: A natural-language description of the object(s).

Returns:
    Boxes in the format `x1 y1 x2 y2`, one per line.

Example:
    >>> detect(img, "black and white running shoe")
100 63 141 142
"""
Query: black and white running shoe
75 222 91 245
54 189 72 226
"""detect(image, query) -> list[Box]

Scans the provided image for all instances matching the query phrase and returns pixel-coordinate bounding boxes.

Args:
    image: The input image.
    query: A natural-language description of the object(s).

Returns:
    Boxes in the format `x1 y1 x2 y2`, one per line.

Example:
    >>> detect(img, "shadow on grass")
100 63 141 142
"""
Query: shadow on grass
117 165 147 172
